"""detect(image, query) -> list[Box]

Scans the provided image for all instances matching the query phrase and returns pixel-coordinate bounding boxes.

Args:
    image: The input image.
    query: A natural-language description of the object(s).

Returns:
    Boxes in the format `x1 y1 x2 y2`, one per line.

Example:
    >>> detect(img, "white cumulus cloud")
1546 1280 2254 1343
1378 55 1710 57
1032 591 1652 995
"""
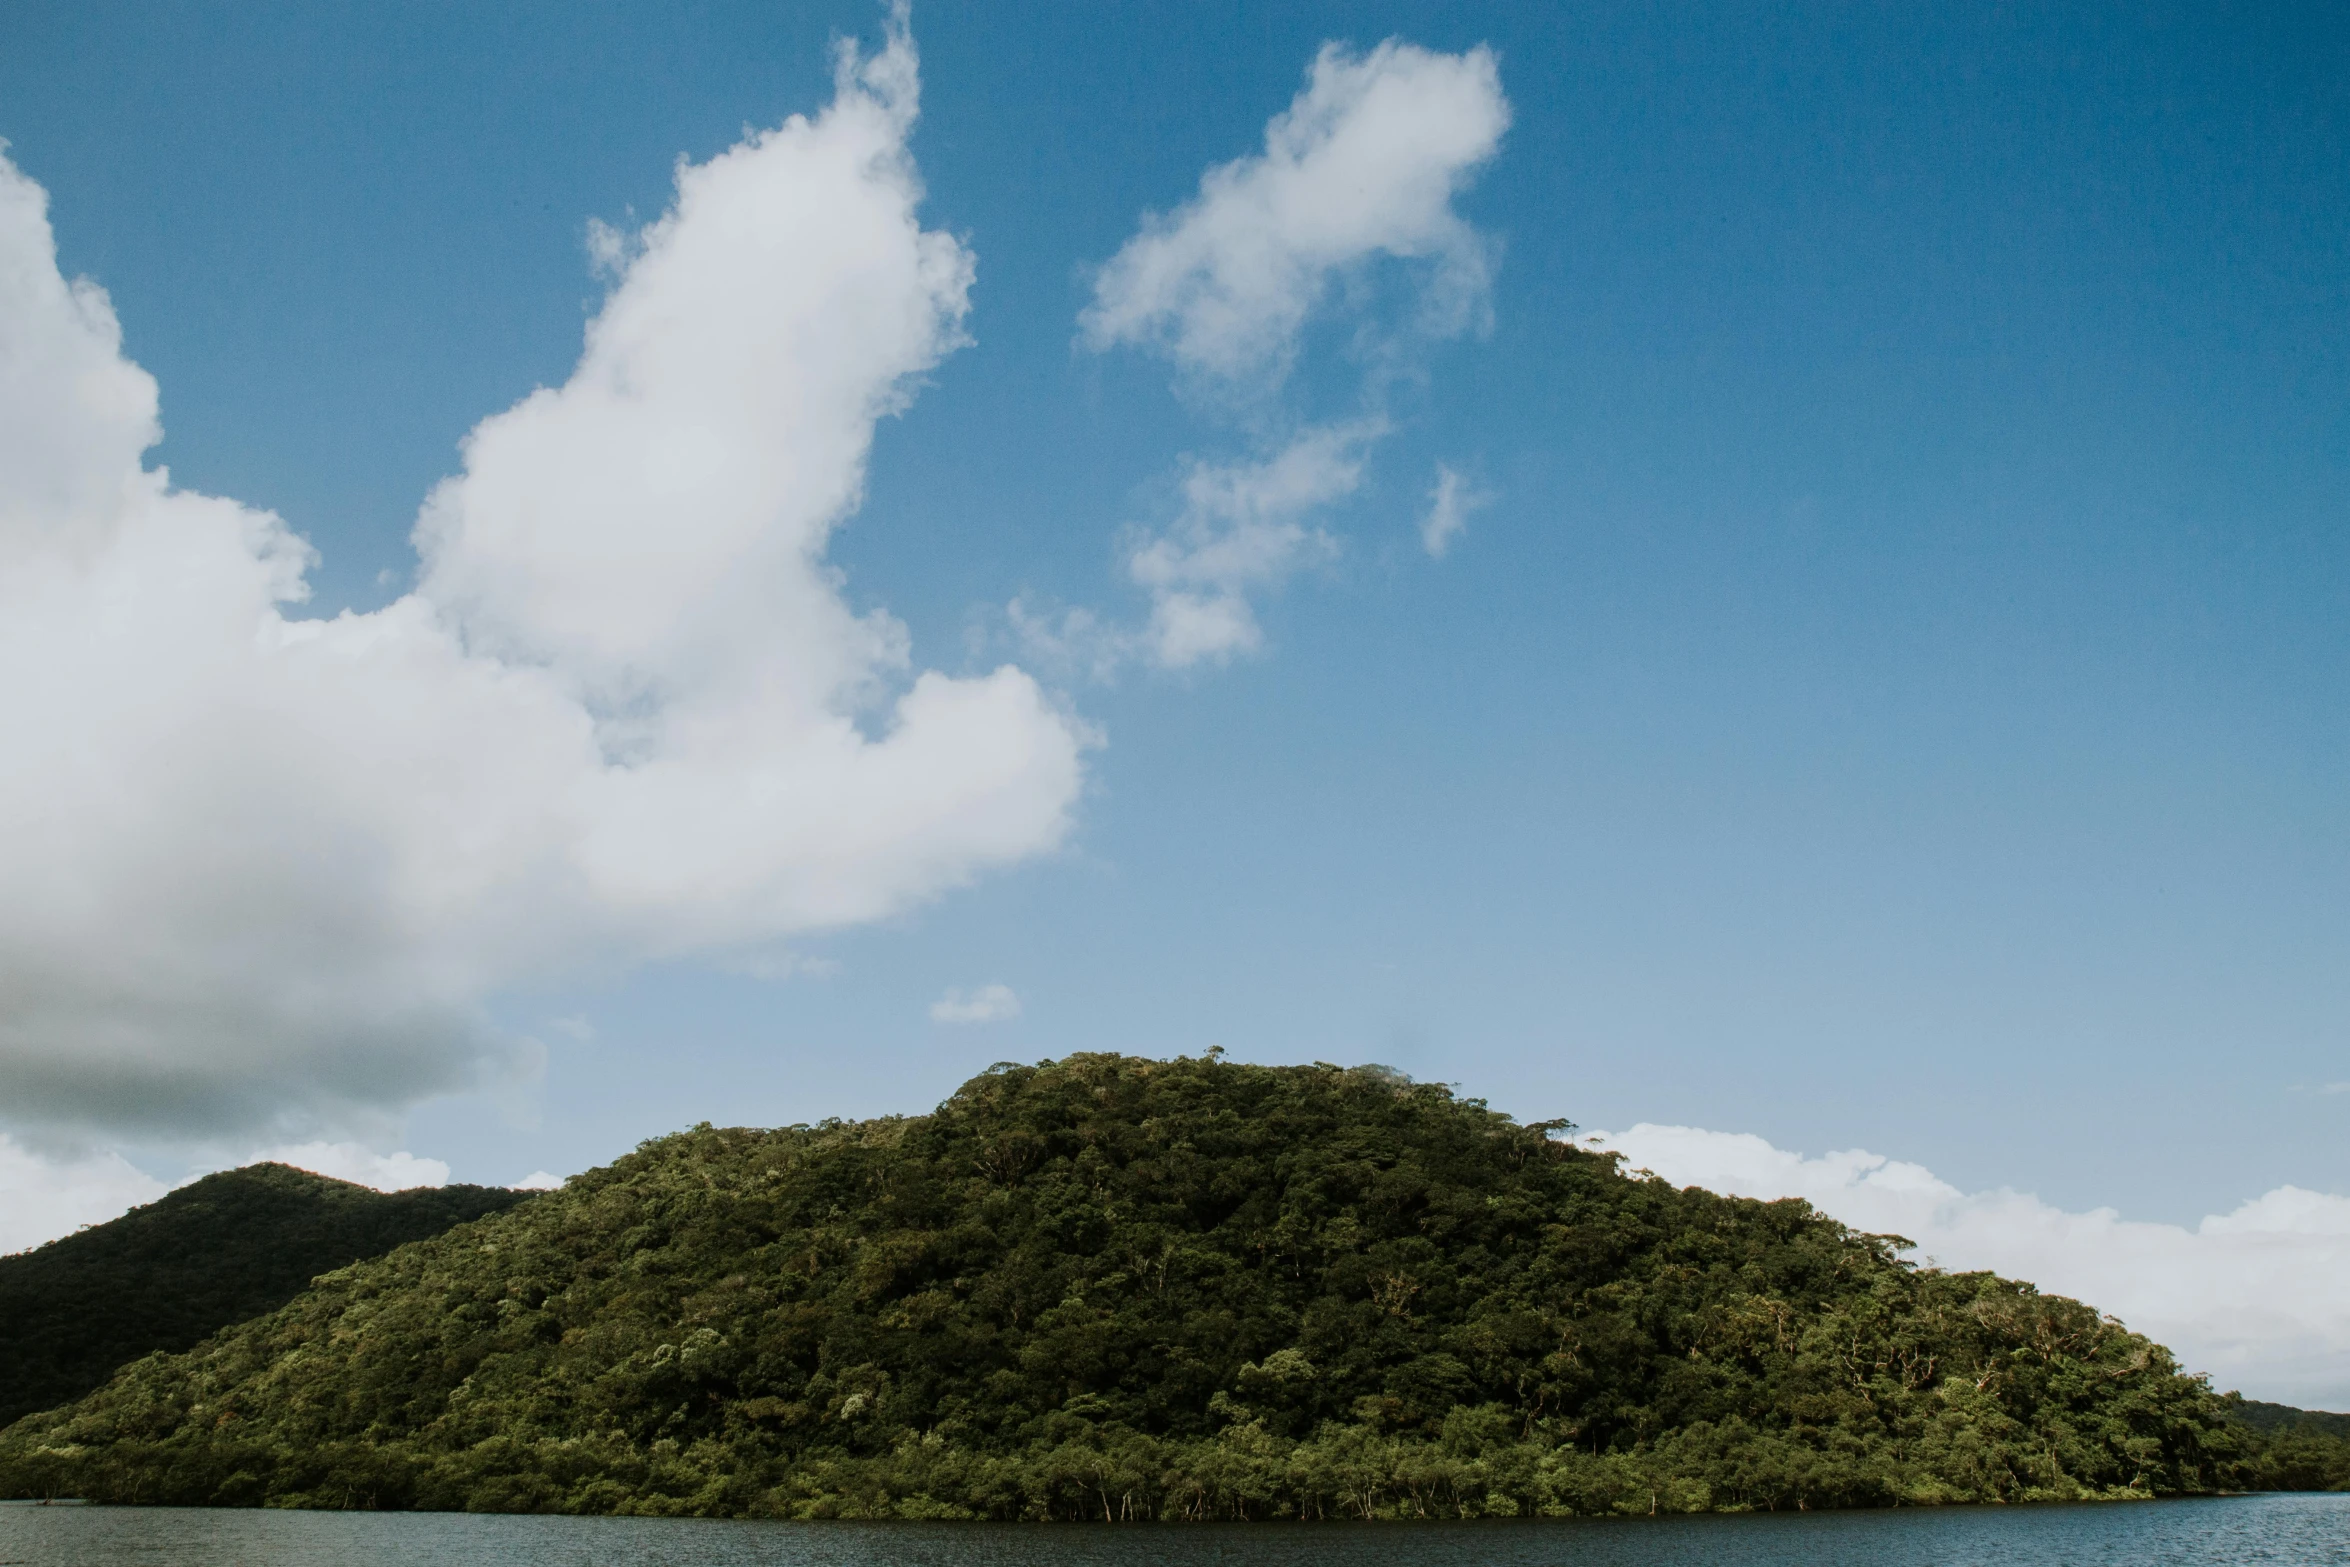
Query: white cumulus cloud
0 14 1084 1146
930 983 1022 1025
1599 1122 2350 1409
1063 38 1509 672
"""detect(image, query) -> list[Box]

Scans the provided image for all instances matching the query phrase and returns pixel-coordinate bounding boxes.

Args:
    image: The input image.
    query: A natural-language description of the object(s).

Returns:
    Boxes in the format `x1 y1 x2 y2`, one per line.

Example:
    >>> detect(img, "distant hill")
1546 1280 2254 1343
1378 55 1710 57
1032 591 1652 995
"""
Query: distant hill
2231 1399 2350 1439
2224 1398 2350 1491
0 1163 530 1427
0 1056 2252 1517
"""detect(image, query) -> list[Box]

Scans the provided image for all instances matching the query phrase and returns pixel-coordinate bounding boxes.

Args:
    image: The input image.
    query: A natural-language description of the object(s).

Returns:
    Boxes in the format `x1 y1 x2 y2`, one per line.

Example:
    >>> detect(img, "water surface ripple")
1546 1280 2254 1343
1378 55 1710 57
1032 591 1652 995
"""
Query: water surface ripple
1 1495 2346 1566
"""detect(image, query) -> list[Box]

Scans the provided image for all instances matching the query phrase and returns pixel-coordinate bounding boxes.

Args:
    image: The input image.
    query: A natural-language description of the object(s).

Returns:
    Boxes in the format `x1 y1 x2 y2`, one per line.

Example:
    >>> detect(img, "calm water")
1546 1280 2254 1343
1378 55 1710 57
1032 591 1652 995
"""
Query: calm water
1 1496 2346 1567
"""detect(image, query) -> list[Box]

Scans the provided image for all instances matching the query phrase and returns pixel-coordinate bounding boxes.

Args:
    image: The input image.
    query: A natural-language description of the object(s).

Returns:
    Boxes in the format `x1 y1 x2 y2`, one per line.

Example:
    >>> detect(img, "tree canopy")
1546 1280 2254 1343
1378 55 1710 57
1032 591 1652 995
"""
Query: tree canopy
0 1055 2299 1516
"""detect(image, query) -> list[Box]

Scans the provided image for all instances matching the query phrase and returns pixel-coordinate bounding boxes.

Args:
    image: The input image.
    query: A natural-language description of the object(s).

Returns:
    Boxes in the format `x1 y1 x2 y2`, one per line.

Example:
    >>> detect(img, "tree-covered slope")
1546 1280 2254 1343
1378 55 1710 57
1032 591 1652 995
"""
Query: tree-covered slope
2226 1400 2350 1491
0 1163 529 1427
2232 1399 2350 1440
0 1057 2248 1517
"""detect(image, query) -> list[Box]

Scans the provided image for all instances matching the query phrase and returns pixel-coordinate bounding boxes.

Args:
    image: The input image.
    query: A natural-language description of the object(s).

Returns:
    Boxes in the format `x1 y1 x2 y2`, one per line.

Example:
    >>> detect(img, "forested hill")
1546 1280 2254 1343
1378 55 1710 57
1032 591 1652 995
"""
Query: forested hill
0 1163 528 1427
2225 1399 2350 1491
0 1056 2250 1517
2233 1400 2350 1439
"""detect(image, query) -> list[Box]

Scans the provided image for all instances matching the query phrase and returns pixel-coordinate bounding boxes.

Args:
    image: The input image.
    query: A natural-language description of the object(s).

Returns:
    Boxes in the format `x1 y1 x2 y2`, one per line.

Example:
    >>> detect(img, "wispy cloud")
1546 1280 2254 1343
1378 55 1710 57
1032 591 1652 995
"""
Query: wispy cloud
1082 40 1507 389
929 983 1022 1025
1419 462 1489 559
1061 37 1510 671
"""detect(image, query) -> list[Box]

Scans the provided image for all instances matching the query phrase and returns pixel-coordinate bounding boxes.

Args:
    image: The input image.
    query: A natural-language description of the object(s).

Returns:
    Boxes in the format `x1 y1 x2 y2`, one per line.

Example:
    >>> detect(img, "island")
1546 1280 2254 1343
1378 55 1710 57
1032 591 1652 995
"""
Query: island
2 1053 2340 1517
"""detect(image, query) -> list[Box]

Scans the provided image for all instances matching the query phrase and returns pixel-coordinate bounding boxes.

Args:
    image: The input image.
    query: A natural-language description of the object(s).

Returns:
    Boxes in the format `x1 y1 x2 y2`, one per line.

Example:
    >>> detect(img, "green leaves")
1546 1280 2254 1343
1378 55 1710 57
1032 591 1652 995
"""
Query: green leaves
0 1054 2264 1517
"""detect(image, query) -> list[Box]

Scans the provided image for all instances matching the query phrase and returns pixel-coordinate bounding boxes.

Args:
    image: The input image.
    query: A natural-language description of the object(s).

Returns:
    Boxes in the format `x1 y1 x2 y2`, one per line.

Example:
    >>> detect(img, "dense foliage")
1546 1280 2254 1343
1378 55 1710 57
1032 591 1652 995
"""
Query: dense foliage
2228 1400 2350 1492
0 1056 2257 1516
0 1164 527 1429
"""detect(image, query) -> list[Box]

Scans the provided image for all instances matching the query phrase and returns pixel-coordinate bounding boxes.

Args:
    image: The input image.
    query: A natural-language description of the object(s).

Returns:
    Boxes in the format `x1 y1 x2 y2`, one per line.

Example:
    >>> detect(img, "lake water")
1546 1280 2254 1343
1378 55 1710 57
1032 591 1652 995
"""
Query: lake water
1 1495 2346 1566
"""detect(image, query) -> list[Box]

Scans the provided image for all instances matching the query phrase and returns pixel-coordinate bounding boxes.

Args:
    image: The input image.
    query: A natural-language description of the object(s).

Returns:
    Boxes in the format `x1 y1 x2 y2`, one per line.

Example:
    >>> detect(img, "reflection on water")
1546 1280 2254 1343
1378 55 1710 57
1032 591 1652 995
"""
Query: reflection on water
1 1495 2346 1567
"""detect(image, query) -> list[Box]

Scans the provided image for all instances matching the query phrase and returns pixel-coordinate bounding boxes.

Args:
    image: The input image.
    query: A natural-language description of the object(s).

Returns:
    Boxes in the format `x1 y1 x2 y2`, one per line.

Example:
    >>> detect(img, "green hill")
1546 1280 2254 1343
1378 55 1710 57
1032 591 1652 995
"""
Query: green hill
0 1162 529 1428
2230 1398 2350 1439
0 1056 2252 1516
2224 1398 2350 1491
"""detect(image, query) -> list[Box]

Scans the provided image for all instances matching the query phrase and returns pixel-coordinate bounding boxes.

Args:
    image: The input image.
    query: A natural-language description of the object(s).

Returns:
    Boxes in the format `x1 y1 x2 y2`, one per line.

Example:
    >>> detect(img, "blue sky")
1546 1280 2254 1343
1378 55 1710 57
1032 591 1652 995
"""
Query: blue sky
4 1 2350 1390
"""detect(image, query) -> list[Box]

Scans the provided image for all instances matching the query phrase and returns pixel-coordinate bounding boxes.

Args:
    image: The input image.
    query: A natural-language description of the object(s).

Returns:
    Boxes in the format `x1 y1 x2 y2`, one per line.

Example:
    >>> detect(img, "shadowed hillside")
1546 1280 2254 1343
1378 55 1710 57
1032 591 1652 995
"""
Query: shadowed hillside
2231 1399 2350 1440
0 1163 530 1426
2225 1398 2350 1491
0 1057 2258 1516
